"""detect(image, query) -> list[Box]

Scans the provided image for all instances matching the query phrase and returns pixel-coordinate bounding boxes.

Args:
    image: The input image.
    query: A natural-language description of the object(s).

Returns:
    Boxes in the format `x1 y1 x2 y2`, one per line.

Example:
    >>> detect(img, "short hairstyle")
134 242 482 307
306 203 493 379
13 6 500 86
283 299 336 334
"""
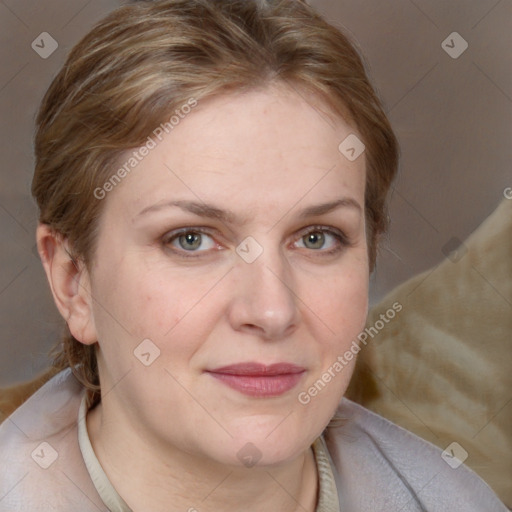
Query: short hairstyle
32 0 399 397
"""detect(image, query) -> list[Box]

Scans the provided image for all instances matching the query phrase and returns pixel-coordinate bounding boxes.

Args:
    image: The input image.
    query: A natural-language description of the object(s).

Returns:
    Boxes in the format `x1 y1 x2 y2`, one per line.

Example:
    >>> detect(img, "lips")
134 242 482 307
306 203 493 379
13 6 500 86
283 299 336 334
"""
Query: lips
206 362 306 397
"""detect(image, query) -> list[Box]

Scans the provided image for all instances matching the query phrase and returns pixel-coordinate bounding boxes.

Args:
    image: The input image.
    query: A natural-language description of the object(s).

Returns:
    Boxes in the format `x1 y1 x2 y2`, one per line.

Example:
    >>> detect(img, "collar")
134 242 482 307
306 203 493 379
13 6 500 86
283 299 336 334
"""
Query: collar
77 393 340 511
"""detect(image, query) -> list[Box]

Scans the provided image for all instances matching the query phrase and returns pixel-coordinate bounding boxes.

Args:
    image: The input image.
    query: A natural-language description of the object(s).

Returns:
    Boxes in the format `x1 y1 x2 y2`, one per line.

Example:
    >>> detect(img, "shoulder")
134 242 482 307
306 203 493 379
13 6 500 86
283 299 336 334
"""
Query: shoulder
0 369 105 511
323 398 508 512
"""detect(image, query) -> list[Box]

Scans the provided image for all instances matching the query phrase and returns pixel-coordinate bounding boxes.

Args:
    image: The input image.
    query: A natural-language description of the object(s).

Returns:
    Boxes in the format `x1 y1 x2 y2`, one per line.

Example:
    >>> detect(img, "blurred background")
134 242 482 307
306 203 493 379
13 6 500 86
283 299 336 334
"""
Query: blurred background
0 0 510 386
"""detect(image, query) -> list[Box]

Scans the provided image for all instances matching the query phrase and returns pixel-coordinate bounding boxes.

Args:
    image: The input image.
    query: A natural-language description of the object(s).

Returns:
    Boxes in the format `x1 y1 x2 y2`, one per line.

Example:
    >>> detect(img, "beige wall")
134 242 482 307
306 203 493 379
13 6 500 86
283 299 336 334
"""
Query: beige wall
0 0 510 385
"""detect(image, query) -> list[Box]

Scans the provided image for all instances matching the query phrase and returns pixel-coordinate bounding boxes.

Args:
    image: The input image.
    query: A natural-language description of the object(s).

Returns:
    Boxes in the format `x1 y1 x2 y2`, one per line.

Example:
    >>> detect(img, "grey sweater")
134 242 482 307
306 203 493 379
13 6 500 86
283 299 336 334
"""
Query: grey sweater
0 369 507 511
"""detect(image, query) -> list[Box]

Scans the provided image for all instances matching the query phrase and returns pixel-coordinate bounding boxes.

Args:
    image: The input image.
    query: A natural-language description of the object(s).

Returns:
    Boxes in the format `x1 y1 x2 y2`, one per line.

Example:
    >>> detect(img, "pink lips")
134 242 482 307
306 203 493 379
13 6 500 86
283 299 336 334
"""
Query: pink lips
206 362 306 397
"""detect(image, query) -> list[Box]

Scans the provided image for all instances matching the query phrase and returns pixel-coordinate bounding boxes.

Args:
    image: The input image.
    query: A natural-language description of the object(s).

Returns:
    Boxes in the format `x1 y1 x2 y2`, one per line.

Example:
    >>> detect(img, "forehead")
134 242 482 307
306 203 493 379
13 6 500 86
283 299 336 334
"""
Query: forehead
102 84 366 222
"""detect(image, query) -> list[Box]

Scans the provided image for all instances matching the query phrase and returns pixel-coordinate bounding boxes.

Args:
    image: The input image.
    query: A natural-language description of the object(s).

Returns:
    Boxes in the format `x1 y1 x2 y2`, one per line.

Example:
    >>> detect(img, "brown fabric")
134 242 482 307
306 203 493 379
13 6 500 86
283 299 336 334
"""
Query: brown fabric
346 198 512 506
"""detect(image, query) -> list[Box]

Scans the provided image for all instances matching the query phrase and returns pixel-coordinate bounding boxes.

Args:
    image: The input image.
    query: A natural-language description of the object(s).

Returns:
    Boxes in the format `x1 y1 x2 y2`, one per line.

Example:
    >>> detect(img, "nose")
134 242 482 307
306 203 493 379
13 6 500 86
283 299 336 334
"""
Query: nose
227 246 300 341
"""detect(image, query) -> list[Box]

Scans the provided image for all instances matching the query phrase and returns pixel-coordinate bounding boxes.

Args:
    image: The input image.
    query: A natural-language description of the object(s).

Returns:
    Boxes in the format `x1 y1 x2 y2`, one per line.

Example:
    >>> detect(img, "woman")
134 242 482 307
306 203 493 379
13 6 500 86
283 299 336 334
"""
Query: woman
0 0 506 510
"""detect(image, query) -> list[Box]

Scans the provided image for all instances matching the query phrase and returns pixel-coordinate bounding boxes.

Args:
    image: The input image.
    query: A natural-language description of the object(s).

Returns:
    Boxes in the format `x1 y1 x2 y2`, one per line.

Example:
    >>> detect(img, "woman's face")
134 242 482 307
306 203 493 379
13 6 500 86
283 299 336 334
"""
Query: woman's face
86 84 368 467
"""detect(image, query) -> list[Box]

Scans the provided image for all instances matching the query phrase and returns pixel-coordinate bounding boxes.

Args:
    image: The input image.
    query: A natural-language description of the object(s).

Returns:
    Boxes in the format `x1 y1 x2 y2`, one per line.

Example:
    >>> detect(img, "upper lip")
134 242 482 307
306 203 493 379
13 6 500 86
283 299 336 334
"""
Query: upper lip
207 362 305 376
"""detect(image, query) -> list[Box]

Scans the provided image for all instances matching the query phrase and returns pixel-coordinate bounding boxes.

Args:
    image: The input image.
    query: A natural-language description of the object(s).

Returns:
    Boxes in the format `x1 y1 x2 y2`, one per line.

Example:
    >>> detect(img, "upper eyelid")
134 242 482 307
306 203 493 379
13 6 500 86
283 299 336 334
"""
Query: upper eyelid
294 224 346 237
164 227 219 245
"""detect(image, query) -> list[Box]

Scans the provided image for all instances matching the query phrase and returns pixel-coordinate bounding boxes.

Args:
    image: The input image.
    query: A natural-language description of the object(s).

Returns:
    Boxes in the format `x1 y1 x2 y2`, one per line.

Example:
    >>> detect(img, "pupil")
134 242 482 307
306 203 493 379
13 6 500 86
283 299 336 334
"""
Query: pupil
180 233 201 250
306 232 324 249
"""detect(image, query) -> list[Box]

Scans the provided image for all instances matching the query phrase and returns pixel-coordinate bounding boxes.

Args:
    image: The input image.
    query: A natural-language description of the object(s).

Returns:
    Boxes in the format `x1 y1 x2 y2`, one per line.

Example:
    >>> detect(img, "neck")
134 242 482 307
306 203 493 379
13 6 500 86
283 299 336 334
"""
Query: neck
86 401 319 512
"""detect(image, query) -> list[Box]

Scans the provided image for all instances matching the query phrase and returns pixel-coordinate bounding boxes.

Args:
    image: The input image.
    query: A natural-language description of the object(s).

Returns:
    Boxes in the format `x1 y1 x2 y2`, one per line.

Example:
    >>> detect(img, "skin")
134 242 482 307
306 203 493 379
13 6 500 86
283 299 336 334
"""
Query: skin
37 83 369 512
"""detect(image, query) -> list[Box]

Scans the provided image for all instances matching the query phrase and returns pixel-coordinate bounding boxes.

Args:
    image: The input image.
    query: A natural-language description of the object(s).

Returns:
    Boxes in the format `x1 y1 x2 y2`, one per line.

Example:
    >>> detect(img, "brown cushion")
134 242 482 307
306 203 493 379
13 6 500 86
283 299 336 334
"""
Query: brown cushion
347 198 512 506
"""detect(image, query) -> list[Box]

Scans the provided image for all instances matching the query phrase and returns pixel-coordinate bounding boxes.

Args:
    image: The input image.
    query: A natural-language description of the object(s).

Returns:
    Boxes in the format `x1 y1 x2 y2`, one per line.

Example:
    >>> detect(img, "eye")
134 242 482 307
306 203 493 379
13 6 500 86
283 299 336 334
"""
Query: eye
164 229 217 253
302 231 327 250
294 227 348 253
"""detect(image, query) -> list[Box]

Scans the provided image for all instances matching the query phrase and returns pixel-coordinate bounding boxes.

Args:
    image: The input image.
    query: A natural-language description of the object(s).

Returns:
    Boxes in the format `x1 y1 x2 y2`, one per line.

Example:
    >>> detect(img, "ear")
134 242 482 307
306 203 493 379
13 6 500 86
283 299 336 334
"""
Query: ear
36 223 97 345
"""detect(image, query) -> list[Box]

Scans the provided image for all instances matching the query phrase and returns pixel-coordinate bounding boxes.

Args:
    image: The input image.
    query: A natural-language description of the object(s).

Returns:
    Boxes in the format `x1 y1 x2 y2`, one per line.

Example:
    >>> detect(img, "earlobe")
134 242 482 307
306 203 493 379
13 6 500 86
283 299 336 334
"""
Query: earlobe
36 224 98 346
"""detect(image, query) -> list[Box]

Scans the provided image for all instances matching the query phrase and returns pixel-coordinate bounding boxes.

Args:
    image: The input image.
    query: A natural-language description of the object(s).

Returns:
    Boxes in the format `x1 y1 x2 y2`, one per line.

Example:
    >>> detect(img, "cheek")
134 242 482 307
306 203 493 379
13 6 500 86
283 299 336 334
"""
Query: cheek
308 261 369 343
135 273 224 340
295 265 368 433
94 264 225 365
89 262 171 356
93 261 175 333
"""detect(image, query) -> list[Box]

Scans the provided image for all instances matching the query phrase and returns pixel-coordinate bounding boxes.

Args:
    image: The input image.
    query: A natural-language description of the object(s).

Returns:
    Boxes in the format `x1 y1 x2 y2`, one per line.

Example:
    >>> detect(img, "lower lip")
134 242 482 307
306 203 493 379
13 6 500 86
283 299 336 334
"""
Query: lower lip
208 372 305 397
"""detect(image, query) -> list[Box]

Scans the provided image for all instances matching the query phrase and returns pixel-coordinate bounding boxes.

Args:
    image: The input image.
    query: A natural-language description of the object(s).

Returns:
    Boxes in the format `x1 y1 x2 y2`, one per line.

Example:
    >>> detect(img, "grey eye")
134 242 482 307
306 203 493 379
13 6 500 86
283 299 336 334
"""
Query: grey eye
178 233 202 250
303 232 326 249
167 231 215 252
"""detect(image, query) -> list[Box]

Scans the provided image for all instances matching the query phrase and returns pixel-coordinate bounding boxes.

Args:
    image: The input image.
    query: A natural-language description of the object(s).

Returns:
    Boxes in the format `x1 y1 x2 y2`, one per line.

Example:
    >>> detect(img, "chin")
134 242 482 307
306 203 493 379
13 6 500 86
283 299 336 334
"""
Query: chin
209 419 315 469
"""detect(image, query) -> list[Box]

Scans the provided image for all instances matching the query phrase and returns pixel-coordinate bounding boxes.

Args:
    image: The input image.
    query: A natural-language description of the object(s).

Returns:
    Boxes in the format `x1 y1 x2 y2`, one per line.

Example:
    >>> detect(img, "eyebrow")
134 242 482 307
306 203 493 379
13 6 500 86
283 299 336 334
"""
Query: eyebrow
133 197 362 224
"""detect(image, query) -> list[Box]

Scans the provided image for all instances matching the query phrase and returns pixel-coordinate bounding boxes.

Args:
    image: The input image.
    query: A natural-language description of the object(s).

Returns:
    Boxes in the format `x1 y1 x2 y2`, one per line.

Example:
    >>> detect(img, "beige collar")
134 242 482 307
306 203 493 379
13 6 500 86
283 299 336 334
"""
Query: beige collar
77 393 340 511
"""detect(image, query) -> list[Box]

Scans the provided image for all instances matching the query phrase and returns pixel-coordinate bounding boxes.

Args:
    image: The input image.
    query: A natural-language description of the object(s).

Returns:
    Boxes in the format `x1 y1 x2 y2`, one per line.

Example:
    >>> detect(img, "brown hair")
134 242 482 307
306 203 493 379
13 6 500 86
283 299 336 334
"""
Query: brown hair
32 0 399 399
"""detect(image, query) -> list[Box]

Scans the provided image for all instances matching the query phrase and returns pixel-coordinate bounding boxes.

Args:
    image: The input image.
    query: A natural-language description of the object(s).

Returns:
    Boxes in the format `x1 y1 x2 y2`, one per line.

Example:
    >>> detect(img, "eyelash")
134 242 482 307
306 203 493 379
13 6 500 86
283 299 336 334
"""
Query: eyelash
161 225 352 259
